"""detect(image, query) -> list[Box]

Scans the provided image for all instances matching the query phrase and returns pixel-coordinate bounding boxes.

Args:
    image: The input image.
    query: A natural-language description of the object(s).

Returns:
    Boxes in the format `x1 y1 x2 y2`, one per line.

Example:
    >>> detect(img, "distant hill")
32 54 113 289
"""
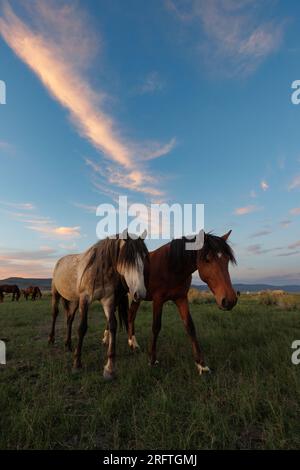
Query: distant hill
192 283 300 293
0 278 52 291
1 278 299 293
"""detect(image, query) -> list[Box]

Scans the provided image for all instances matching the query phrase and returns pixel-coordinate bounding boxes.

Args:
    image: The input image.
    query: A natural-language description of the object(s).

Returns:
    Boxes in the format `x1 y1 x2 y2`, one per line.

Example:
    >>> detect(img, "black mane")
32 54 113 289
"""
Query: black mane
169 232 236 271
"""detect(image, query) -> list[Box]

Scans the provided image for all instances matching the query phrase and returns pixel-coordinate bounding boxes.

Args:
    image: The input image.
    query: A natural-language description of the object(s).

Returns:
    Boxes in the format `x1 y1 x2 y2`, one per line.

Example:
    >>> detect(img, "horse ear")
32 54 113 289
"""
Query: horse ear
221 230 232 241
140 229 147 239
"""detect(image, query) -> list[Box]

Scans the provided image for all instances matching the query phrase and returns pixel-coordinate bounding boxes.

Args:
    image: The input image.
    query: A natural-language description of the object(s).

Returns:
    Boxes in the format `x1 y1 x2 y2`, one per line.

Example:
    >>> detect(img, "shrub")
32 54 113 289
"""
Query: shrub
188 288 215 304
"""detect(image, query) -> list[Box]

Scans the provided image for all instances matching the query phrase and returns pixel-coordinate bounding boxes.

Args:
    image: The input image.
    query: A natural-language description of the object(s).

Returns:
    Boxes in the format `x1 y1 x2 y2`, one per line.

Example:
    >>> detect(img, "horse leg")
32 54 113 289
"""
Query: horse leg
12 293 15 302
48 287 60 344
63 299 78 351
102 320 109 346
174 297 210 375
149 298 163 366
102 299 117 380
128 300 141 351
73 296 89 370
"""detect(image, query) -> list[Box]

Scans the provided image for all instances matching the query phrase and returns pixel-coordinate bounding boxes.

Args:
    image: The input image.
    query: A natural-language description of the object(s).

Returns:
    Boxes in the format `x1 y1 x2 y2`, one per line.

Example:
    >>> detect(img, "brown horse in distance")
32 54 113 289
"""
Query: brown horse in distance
123 230 237 375
0 284 20 302
22 286 42 301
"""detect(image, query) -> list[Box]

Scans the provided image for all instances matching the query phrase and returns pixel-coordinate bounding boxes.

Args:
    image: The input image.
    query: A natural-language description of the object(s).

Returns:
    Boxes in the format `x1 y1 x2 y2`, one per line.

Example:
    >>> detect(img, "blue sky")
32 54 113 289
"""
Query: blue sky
0 0 300 284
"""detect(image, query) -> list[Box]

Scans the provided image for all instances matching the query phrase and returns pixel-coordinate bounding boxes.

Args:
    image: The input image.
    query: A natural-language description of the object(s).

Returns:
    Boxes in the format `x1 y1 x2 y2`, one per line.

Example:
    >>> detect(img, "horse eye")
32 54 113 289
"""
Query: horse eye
205 256 210 263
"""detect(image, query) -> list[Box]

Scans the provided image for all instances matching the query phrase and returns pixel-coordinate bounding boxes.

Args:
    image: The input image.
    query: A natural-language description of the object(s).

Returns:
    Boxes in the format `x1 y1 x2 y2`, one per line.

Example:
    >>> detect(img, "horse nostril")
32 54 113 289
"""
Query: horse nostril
133 293 139 302
221 298 228 309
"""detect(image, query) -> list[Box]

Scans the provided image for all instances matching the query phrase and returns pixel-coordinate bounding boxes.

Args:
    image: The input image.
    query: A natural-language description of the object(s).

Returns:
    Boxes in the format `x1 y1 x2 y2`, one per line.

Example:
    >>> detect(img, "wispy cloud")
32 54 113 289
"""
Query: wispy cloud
1 205 81 240
167 0 285 77
27 224 81 239
0 246 58 278
0 200 35 211
136 71 165 95
85 158 164 198
246 244 278 255
277 250 300 257
290 207 300 215
234 205 260 216
280 219 291 228
73 202 98 214
249 229 272 238
288 175 300 191
260 180 269 191
0 1 175 197
288 240 300 250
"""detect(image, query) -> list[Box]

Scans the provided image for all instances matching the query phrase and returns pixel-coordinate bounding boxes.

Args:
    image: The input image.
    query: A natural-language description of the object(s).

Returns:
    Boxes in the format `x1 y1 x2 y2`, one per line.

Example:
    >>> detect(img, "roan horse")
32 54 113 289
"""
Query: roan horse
120 230 237 375
48 231 148 380
22 286 42 301
0 284 20 302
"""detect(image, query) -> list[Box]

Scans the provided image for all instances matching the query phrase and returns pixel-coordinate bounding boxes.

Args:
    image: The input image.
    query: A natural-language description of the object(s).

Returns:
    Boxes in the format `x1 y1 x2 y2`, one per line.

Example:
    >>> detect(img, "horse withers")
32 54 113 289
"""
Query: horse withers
125 230 237 375
0 285 20 302
48 230 149 380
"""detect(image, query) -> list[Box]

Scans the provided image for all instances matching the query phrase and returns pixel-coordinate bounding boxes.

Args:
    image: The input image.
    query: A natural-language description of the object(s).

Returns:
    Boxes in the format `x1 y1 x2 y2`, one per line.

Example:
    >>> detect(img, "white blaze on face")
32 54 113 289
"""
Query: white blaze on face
118 255 146 300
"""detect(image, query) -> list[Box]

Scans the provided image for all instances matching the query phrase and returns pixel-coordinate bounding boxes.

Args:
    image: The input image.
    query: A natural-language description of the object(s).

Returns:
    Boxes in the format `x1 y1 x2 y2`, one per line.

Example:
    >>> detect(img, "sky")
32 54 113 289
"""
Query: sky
0 0 300 285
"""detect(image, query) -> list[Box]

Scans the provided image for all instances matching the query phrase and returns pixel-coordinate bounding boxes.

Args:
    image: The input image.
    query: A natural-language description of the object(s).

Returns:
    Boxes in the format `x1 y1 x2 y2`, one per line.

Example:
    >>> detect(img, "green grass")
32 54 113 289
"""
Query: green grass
0 294 299 450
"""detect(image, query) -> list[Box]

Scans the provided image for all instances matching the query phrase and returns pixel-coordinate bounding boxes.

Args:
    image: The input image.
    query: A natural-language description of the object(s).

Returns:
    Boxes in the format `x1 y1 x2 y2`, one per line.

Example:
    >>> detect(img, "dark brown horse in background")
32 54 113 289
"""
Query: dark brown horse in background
22 286 42 301
122 230 237 375
0 284 20 302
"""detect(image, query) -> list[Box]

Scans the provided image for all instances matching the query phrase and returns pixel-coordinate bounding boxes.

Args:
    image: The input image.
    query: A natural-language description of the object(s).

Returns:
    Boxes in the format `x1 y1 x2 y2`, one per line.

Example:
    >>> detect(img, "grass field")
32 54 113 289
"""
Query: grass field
0 293 300 450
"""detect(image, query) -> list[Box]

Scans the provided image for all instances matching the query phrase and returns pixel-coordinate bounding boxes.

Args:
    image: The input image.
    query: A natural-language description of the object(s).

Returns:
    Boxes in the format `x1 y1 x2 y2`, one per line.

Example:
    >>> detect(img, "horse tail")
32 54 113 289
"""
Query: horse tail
118 294 129 331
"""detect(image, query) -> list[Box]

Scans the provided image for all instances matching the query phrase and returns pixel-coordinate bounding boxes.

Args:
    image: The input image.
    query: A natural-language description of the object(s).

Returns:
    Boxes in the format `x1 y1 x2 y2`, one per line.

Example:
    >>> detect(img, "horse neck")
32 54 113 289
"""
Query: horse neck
183 252 198 277
168 244 197 278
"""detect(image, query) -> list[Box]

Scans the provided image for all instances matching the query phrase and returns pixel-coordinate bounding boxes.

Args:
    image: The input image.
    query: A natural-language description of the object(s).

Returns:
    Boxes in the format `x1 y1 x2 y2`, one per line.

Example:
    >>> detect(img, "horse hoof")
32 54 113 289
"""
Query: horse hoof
128 336 141 352
72 366 82 374
103 368 115 381
196 364 211 375
48 336 55 345
64 344 72 352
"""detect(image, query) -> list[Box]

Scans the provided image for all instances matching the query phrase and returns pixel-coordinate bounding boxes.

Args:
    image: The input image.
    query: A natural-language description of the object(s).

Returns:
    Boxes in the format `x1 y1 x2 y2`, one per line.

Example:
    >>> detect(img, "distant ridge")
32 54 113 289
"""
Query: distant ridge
0 277 52 290
193 283 300 293
0 278 299 293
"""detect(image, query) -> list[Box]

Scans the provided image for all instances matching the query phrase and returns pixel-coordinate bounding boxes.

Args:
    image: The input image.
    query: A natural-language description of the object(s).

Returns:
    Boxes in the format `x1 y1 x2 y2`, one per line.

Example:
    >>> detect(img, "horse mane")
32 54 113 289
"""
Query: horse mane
79 235 148 292
169 232 236 272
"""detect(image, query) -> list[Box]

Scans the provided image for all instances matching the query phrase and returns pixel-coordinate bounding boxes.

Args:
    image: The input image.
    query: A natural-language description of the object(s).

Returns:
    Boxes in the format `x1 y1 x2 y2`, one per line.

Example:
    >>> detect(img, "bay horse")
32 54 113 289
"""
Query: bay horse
0 284 20 302
22 286 42 301
48 231 148 380
119 230 237 375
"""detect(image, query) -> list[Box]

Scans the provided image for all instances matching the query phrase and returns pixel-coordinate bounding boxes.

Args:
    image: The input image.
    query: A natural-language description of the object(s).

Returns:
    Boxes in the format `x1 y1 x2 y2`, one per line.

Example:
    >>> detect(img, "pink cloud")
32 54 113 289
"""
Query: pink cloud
290 208 300 216
234 205 260 216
